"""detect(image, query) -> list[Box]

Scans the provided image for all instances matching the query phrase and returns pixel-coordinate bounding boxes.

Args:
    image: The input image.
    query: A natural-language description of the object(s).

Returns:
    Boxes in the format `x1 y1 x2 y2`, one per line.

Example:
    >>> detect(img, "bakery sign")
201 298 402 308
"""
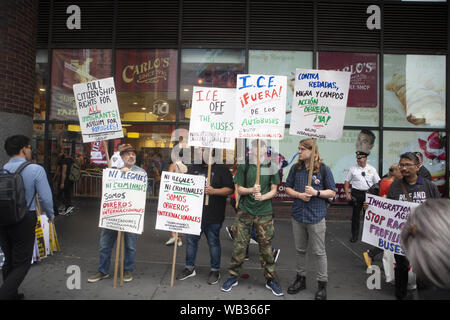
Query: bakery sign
115 49 177 92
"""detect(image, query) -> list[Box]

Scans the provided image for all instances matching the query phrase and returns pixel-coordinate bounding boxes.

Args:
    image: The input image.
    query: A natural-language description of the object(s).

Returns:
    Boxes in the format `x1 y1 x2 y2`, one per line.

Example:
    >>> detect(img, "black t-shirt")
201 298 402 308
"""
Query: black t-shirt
387 176 440 203
58 157 74 183
187 164 234 225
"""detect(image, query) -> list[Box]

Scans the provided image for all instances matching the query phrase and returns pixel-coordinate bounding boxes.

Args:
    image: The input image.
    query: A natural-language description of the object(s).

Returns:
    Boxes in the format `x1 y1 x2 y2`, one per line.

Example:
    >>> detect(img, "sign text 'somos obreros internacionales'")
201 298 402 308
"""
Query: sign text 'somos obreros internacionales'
99 169 147 234
155 171 205 236
73 77 123 143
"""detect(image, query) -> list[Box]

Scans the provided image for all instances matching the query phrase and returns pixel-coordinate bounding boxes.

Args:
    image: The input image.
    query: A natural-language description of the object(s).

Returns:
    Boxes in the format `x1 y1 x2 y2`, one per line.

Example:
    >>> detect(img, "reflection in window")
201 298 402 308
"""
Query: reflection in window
384 54 446 128
32 123 45 164
34 50 48 120
180 49 245 121
50 49 112 121
115 50 178 122
249 50 313 125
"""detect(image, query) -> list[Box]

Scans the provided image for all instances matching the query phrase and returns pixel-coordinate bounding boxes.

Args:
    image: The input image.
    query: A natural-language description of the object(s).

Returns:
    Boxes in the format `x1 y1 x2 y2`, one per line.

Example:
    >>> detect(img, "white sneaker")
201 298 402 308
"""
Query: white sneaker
65 206 75 215
250 238 258 244
177 239 183 247
165 237 176 245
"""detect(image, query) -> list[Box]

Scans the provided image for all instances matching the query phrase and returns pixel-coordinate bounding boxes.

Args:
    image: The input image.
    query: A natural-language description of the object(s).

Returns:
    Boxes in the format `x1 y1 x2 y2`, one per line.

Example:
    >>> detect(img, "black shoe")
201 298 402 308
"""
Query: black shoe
349 236 358 243
176 268 196 281
315 281 327 300
207 271 220 285
287 274 306 294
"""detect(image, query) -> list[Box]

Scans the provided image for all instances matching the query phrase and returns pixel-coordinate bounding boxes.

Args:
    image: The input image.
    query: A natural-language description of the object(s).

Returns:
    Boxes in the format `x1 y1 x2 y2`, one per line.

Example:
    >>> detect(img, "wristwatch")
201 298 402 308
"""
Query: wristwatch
317 190 321 197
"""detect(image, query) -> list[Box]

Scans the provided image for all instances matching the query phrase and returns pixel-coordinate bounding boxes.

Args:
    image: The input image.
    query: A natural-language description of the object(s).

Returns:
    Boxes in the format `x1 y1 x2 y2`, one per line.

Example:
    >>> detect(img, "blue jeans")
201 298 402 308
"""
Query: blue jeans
185 223 222 271
98 228 137 274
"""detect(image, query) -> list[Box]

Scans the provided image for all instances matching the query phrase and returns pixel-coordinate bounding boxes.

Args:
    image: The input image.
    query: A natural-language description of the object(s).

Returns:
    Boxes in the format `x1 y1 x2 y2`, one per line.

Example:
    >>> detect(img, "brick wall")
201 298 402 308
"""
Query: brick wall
0 0 38 117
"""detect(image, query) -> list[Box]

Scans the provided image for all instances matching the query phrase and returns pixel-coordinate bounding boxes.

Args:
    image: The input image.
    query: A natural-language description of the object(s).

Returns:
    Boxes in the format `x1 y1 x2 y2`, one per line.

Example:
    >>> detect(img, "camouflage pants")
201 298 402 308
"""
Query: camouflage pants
228 210 276 280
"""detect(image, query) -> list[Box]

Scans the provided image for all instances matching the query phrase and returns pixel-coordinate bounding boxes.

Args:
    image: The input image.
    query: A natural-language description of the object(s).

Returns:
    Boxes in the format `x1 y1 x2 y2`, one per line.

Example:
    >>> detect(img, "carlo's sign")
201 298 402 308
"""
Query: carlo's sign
122 57 170 85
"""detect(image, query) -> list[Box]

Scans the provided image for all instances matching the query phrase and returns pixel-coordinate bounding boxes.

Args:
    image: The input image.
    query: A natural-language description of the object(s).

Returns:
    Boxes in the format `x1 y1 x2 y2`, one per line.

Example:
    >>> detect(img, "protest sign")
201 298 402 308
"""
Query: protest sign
362 194 420 256
155 171 205 236
99 168 147 234
188 87 236 150
289 69 351 141
235 74 287 140
73 77 123 143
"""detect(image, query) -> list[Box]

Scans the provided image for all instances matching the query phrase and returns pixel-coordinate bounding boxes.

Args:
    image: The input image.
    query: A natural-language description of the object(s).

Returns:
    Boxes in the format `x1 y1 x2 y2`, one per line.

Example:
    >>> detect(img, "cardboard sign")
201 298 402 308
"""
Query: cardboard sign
188 87 236 150
99 168 147 234
155 171 205 236
235 74 287 140
73 77 123 143
362 194 420 256
289 69 351 141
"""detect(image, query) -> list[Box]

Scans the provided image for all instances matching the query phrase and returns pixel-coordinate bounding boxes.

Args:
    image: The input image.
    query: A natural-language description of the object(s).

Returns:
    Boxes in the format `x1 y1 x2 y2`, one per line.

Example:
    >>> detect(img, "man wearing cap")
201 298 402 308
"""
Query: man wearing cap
344 151 380 243
88 144 146 283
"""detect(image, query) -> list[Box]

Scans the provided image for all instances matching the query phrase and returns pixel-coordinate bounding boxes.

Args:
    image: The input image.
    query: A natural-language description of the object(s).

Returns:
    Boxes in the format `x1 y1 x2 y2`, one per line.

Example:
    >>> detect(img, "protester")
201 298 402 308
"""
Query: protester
362 163 402 268
176 148 234 285
221 140 283 296
284 139 336 300
344 150 380 242
400 198 450 295
165 145 188 247
415 151 432 181
88 144 145 284
387 152 440 300
0 135 54 300
53 151 75 215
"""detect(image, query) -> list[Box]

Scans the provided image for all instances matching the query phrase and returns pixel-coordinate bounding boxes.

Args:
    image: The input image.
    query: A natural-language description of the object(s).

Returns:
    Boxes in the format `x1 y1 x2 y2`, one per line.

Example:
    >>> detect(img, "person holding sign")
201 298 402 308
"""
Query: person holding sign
88 144 145 284
221 140 283 296
176 148 234 285
344 151 380 243
284 139 336 300
387 152 440 300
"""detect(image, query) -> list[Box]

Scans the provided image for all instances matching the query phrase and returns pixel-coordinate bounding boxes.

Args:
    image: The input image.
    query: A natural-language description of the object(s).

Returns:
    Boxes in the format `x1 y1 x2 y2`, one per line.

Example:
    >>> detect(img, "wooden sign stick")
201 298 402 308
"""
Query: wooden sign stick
120 232 125 286
113 231 122 288
170 232 179 287
205 148 213 206
307 138 317 187
256 139 261 185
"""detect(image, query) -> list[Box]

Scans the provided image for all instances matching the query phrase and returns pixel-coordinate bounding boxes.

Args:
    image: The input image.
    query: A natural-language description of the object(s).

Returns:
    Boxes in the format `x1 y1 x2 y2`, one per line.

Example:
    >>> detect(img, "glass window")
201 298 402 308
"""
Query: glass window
115 50 178 122
179 49 245 122
383 130 446 196
249 50 313 125
34 50 48 120
318 52 379 126
383 54 446 128
32 123 45 165
50 49 112 121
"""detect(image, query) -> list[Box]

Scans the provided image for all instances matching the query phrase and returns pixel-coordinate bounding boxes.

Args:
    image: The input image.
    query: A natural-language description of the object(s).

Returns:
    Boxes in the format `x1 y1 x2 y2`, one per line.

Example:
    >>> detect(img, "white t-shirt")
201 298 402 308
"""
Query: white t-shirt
110 151 124 169
345 164 380 191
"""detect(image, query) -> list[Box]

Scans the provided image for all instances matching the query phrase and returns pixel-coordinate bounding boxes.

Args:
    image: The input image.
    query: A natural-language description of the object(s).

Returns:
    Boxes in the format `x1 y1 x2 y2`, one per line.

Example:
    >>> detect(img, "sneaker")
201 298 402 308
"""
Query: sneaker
266 279 284 296
250 238 258 244
273 249 280 263
207 271 220 285
177 239 183 247
363 251 372 268
225 226 234 240
123 271 133 282
244 254 250 261
65 206 75 215
221 276 238 292
88 272 109 283
165 237 176 245
176 268 196 281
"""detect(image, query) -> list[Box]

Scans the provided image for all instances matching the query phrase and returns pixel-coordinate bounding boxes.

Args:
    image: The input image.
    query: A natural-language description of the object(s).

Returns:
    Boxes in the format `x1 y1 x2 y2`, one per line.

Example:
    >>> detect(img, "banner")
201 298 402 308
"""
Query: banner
73 77 123 143
188 87 236 150
99 168 148 234
289 69 351 141
235 74 287 140
362 194 420 256
155 171 205 236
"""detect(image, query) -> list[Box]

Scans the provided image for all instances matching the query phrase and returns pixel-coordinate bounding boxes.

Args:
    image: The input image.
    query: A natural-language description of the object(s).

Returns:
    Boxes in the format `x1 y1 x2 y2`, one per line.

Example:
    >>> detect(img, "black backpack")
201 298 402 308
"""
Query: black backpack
0 161 35 226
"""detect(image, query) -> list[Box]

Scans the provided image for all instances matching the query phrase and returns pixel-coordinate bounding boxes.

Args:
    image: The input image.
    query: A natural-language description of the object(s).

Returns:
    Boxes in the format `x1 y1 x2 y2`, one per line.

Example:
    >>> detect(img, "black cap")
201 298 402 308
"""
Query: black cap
356 151 369 159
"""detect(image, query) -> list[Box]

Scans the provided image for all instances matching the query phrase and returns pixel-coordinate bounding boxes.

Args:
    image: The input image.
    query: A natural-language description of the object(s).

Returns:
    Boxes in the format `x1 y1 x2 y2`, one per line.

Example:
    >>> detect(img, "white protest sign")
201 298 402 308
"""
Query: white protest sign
99 168 147 234
73 77 123 143
362 194 420 256
289 69 351 141
235 74 287 140
188 87 236 150
155 171 205 236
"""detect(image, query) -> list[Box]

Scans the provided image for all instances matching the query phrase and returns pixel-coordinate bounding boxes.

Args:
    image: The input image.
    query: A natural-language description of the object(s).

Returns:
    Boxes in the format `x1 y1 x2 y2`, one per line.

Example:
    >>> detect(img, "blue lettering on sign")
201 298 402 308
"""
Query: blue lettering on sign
238 75 253 90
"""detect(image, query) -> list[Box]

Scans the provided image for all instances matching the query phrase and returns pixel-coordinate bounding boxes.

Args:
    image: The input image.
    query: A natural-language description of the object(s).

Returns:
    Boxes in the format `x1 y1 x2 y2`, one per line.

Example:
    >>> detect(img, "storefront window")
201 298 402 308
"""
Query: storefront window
383 54 446 128
50 49 112 121
34 50 48 120
383 130 446 196
115 49 178 122
318 52 379 127
179 49 245 122
32 123 45 165
249 50 313 125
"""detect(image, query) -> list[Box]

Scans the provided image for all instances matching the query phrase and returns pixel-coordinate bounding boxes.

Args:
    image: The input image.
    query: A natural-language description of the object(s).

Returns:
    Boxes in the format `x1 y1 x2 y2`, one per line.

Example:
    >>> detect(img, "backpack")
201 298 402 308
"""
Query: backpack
0 161 36 226
69 161 81 182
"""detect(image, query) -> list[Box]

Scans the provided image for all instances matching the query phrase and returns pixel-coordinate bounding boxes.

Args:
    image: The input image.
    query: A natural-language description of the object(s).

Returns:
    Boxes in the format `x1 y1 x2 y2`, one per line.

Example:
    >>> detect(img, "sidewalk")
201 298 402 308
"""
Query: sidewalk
9 199 397 300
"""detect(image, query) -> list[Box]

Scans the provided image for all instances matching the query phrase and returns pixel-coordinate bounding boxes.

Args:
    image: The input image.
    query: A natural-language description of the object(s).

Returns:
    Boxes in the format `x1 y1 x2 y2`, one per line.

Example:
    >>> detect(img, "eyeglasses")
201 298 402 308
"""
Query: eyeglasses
398 163 416 168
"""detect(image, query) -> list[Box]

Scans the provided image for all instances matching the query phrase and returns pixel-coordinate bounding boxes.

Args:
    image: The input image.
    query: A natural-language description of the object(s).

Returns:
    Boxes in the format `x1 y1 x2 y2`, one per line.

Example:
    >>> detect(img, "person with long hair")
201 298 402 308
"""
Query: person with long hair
285 139 336 300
